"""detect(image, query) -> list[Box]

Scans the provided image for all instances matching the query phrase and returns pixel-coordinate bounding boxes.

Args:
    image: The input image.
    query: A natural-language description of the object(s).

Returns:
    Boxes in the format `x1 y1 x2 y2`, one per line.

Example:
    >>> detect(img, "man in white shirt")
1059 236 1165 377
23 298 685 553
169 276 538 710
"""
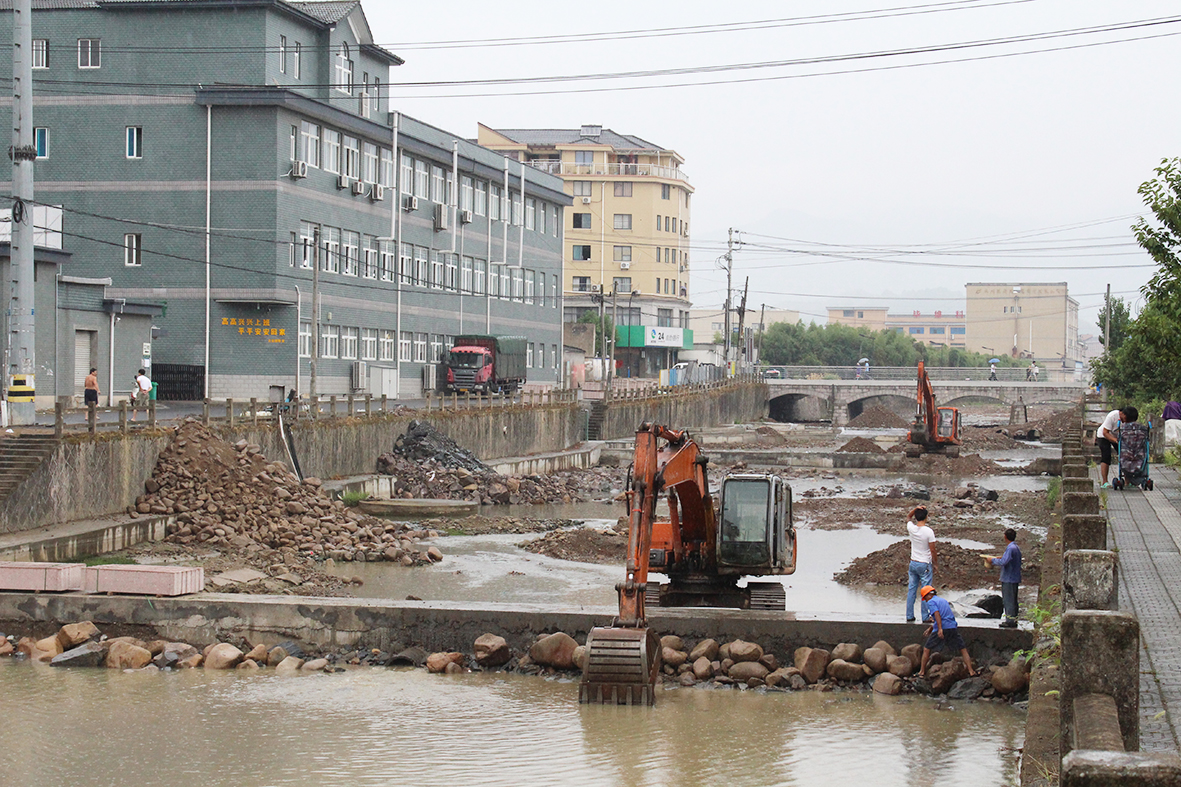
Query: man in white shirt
132 368 152 421
1097 406 1138 488
906 506 937 623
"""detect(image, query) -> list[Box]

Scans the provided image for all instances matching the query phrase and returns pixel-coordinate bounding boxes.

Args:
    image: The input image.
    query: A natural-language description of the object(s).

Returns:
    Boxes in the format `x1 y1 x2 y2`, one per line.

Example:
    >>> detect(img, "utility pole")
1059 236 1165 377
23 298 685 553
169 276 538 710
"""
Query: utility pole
607 283 618 396
718 228 737 366
756 302 767 365
735 277 749 365
6 0 36 424
309 227 320 399
1103 283 1111 356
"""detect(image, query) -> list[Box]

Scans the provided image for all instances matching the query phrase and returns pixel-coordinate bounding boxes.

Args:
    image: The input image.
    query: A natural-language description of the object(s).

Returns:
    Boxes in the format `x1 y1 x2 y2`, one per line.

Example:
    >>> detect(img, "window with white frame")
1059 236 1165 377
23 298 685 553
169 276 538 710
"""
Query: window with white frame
488 264 499 297
398 331 412 361
299 221 317 269
537 202 546 235
379 329 395 361
413 332 427 362
279 35 287 74
32 39 47 69
342 135 360 179
573 276 590 292
431 251 444 289
512 269 523 301
490 185 502 220
573 245 591 261
299 322 312 357
78 38 100 68
461 176 473 212
322 129 341 174
293 42 301 78
320 325 340 358
525 198 536 230
474 259 486 295
572 213 591 229
126 126 142 159
124 233 142 266
512 192 522 225
551 205 558 237
363 142 378 183
361 328 378 360
446 171 454 207
341 231 359 276
322 227 340 273
401 154 414 194
334 43 352 93
290 125 297 161
415 161 429 198
551 344 558 368
300 121 320 167
614 182 632 197
445 254 457 291
430 334 443 363
399 243 413 284
572 181 592 196
526 343 534 368
363 235 378 279
500 266 510 300
431 165 445 204
414 247 428 286
574 150 594 167
372 78 380 113
461 257 473 294
475 181 487 216
551 274 558 307
615 276 632 292
614 214 632 230
380 148 393 187
34 127 48 159
289 232 296 267
380 240 395 281
524 270 534 304
614 245 632 262
341 326 358 359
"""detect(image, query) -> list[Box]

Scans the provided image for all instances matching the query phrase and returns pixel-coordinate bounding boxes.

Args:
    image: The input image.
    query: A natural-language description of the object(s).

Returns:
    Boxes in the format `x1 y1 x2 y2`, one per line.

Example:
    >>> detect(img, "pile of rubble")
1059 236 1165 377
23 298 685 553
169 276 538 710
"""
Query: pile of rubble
138 420 441 566
836 437 886 453
846 406 911 429
382 420 487 473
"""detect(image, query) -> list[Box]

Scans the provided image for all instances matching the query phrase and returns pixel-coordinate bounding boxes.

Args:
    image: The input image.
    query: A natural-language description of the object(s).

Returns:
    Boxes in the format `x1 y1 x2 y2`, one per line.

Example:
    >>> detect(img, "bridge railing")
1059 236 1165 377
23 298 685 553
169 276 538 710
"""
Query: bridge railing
761 365 1086 383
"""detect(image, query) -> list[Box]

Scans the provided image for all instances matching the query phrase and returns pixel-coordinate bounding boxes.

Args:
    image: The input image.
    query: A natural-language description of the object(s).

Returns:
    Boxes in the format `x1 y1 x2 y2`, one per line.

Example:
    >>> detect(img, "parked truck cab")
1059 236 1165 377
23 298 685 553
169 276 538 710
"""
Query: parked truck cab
444 335 527 394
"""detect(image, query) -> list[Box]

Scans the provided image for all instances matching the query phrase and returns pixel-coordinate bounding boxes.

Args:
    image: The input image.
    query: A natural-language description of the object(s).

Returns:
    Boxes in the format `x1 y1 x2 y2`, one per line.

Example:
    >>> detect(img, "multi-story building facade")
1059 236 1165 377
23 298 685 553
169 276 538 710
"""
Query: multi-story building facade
826 306 967 348
1 0 567 403
965 282 1080 365
477 124 692 377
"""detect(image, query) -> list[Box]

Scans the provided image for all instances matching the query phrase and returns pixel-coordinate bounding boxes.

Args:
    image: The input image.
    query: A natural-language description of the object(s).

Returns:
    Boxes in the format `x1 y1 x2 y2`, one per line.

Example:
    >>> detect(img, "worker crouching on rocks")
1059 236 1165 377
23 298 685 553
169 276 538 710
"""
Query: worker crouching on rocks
918 585 978 678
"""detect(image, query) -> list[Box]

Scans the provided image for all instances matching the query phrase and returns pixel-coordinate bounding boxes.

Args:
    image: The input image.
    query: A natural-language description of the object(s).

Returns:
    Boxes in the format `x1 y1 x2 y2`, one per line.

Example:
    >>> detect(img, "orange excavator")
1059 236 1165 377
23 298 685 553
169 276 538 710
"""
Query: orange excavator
579 423 796 705
905 361 961 457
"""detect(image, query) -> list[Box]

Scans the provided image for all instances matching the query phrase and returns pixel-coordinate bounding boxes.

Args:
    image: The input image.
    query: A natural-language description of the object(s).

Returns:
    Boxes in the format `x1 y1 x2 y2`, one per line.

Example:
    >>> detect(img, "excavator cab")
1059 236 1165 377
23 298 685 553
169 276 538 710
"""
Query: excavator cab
936 407 959 440
718 474 795 574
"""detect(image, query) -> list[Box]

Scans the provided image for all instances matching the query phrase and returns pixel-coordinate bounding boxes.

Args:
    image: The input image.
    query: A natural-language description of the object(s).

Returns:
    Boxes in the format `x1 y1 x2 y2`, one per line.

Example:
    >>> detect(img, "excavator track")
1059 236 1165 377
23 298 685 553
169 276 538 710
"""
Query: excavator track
579 626 661 705
644 584 663 608
746 582 787 611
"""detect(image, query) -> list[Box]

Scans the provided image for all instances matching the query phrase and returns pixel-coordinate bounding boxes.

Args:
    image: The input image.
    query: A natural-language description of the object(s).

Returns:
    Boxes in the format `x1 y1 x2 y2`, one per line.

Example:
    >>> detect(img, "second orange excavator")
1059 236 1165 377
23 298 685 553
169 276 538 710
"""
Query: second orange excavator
579 423 796 705
905 361 962 457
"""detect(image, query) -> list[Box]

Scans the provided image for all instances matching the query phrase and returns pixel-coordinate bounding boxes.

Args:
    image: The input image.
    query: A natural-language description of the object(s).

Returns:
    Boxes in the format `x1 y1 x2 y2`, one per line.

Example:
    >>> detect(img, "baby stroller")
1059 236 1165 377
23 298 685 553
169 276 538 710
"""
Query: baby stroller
1112 421 1153 491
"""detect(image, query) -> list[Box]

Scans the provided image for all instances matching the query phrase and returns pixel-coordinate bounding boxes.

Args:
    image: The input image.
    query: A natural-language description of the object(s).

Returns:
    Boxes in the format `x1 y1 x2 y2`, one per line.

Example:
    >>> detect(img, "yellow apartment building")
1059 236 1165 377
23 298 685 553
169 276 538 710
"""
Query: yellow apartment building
478 124 693 376
827 306 968 347
965 282 1080 365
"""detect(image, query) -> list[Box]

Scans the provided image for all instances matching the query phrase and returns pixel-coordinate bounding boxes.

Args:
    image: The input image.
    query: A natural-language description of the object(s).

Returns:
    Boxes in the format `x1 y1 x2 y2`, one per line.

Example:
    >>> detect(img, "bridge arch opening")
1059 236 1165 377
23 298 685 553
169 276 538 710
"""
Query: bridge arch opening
845 394 914 425
769 393 831 424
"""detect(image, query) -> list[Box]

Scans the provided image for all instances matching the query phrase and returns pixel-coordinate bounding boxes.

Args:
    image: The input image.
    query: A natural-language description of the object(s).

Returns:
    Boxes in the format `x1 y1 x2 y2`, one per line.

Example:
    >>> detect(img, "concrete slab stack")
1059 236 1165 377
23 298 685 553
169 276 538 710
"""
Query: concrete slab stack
0 561 84 591
82 565 204 596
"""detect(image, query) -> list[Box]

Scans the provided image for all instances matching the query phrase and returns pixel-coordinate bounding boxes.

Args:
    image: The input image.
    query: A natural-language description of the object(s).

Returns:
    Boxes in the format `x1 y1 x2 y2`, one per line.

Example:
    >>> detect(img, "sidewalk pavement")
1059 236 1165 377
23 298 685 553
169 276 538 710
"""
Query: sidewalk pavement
1104 462 1181 753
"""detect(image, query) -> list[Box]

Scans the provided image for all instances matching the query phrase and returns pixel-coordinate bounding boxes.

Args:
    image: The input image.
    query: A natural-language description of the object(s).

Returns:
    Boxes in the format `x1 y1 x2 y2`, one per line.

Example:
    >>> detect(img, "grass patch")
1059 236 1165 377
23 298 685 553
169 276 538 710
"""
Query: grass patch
341 490 370 507
1046 477 1062 509
82 554 136 566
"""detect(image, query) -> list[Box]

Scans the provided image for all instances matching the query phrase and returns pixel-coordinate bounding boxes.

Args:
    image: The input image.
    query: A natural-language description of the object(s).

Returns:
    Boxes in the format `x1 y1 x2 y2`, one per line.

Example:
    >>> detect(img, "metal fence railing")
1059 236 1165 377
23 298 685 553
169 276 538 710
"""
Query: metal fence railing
760 365 1086 383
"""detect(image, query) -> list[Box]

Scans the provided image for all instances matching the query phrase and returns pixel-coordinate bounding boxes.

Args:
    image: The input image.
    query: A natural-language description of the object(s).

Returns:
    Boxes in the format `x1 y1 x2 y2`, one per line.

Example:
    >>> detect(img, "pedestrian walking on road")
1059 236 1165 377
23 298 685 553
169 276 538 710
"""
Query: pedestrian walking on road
83 367 100 407
919 586 978 678
906 506 937 623
983 528 1022 628
988 362 998 381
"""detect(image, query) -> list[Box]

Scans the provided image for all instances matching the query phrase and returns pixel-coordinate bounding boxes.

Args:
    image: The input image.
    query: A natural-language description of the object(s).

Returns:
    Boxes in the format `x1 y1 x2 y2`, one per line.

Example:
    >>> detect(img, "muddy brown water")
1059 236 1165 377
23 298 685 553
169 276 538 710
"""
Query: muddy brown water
0 659 1023 785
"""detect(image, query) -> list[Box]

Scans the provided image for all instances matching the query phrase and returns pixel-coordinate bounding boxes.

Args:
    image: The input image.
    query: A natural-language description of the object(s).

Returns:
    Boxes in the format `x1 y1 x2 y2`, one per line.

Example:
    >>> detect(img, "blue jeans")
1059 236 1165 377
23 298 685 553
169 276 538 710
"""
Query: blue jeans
907 560 933 621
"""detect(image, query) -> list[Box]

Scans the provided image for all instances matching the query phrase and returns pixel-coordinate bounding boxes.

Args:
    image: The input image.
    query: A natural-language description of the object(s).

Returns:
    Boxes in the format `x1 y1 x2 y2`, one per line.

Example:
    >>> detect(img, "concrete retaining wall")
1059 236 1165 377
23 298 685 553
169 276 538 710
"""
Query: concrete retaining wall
599 383 767 441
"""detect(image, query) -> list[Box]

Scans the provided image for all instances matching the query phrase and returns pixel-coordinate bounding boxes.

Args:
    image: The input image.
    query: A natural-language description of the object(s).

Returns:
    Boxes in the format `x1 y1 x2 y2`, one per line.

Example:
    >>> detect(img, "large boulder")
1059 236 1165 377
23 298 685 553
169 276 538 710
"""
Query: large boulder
56 622 100 650
794 647 830 684
153 642 199 669
692 657 713 681
529 632 578 669
948 676 990 700
689 639 719 662
863 647 888 674
244 643 269 663
827 658 869 683
728 640 763 663
51 641 108 668
426 652 464 673
106 640 152 670
660 635 684 652
765 667 802 688
991 664 1029 694
872 640 897 657
474 634 511 667
887 655 915 677
728 661 769 682
662 647 688 669
301 658 329 672
267 646 289 666
901 643 923 666
929 658 969 694
831 643 863 663
274 656 303 674
872 672 903 695
204 643 245 670
34 635 63 661
572 645 587 671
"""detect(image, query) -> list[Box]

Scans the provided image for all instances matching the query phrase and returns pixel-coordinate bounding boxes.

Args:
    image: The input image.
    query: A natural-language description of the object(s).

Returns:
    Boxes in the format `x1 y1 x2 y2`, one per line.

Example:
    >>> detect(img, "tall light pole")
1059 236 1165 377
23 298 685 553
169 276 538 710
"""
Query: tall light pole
7 0 36 424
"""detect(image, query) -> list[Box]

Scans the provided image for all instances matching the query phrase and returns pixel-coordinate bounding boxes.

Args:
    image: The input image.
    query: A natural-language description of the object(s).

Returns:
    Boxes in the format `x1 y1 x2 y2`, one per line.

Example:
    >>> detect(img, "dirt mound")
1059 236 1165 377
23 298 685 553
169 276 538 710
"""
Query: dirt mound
891 452 1003 476
521 524 628 563
837 437 886 453
960 426 1022 450
753 425 789 446
142 420 437 568
847 406 910 429
834 539 1041 589
1028 406 1082 440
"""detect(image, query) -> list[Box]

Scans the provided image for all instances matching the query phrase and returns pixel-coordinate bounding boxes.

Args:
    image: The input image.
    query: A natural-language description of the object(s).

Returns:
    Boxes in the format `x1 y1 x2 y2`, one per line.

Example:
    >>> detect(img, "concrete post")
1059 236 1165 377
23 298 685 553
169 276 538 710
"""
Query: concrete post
380 394 387 413
1062 750 1181 786
1063 550 1118 611
202 398 210 426
1061 610 1140 757
330 396 337 417
347 394 354 415
1063 463 1091 479
1064 493 1101 516
148 398 156 428
54 402 63 439
119 401 127 434
364 394 371 417
226 399 234 427
87 402 96 436
250 397 258 427
1063 478 1095 495
1064 514 1107 552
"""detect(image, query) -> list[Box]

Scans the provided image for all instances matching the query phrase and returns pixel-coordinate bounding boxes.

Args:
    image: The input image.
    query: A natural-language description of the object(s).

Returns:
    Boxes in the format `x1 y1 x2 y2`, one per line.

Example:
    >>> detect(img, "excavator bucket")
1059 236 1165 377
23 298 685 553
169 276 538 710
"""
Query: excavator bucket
579 626 661 705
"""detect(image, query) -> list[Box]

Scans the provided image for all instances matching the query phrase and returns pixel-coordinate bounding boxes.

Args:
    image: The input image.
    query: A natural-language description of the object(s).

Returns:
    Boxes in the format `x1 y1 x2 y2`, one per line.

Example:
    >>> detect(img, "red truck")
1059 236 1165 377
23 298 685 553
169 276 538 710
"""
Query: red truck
443 335 528 394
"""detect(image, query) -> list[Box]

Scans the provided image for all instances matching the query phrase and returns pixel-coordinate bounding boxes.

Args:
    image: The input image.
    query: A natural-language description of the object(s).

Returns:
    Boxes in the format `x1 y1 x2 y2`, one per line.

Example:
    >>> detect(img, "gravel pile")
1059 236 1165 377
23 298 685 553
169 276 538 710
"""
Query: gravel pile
847 406 911 429
837 437 886 453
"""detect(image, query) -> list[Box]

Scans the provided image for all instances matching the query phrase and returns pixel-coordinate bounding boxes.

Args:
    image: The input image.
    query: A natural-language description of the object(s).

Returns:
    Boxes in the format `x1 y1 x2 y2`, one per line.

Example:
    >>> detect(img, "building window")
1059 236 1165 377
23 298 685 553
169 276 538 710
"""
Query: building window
909 327 924 334
572 181 592 197
430 251 445 289
573 245 591 261
573 213 591 229
293 42 301 79
363 236 378 279
414 247 428 287
32 39 47 69
474 259 486 295
445 254 458 291
525 198 536 230
380 240 395 281
462 257 474 294
398 331 412 362
360 328 377 361
33 127 48 159
126 126 142 159
929 327 946 334
512 269 523 301
342 135 360 180
399 243 413 285
574 150 594 167
661 184 671 200
431 165 446 203
537 202 546 235
78 38 100 69
379 329 395 361
300 121 320 167
524 269 534 304
320 326 339 359
500 266 510 300
341 326 359 360
551 274 558 307
613 214 632 230
430 334 443 363
124 233 142 266
512 192 522 225
614 276 632 293
461 176 473 212
526 343 534 369
488 264 499 297
401 154 414 194
415 161 429 199
413 333 427 363
475 180 487 216
614 246 632 262
299 322 312 357
950 327 966 335
658 308 673 327
573 276 590 293
323 129 341 174
614 182 632 197
552 206 559 237
380 148 393 187
279 35 287 74
334 43 353 94
341 231 359 276
362 142 378 183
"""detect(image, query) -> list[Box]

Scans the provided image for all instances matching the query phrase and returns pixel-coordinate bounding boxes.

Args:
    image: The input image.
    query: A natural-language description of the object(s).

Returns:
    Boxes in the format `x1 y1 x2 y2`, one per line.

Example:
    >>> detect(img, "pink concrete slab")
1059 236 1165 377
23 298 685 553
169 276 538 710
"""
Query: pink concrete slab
83 565 204 596
0 561 85 591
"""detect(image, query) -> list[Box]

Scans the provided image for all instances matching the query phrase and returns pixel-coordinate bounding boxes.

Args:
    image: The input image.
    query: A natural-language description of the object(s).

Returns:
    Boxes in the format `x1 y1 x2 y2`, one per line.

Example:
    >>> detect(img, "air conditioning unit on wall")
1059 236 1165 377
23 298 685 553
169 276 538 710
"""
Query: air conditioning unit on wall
460 209 473 224
434 203 449 231
291 161 308 179
350 361 367 391
403 193 418 211
370 183 385 202
337 175 350 190
581 196 591 204
351 180 366 196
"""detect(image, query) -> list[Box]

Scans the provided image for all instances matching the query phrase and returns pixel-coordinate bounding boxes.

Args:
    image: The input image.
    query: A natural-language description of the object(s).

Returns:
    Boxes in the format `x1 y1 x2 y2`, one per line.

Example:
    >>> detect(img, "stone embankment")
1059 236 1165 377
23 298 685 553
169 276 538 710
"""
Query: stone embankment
0 619 1030 702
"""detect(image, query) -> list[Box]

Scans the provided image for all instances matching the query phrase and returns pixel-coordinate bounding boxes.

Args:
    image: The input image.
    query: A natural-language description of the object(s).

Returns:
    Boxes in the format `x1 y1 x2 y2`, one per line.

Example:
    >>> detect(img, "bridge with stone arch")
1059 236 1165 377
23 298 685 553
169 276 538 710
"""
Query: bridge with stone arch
765 377 1088 426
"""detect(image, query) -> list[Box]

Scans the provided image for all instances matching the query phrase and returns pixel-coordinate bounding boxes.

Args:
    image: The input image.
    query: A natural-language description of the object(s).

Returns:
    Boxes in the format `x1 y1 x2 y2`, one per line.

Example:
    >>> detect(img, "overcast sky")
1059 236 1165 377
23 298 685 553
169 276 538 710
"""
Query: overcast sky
363 0 1180 335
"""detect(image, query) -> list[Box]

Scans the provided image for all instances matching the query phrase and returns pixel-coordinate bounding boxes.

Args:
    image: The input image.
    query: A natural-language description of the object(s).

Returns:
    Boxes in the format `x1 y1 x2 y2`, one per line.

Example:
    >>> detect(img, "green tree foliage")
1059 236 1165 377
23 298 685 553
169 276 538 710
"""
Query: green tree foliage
760 321 1006 368
1096 296 1133 353
577 310 614 357
1093 157 1181 401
